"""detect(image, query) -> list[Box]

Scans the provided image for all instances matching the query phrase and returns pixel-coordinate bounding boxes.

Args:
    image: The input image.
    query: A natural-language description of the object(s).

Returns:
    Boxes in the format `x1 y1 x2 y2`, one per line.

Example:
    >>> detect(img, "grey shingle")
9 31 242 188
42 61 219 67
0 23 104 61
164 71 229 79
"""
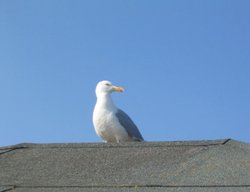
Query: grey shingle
1 139 250 191
0 186 13 192
5 186 250 192
0 149 14 155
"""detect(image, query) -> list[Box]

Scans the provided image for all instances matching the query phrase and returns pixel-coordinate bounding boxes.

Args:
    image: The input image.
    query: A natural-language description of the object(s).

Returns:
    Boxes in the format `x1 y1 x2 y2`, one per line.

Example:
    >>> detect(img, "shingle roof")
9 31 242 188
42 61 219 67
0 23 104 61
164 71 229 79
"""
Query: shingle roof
1 139 250 192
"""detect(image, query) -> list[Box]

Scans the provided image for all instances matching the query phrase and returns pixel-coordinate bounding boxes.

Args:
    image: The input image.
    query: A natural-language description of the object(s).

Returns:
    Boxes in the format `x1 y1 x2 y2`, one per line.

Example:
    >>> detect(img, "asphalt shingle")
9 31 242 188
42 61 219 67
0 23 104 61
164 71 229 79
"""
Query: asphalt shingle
3 186 250 192
1 139 250 192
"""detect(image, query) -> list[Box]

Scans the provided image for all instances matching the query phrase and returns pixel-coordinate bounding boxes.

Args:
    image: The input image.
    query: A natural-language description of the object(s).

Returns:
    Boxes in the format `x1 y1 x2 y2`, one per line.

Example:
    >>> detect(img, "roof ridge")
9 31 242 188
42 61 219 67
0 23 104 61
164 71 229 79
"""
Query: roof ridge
1 184 250 189
222 138 231 145
0 139 232 150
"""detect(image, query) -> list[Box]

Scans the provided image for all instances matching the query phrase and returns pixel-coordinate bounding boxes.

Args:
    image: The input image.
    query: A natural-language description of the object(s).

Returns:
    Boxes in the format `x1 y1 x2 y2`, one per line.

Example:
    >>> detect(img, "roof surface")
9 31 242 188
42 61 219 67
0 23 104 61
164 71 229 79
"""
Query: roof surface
1 139 250 192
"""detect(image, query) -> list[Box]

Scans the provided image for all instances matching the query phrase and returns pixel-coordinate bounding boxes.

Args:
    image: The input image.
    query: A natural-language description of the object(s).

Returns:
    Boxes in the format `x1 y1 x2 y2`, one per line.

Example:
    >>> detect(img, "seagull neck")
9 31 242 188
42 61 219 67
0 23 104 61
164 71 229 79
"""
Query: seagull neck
97 93 116 111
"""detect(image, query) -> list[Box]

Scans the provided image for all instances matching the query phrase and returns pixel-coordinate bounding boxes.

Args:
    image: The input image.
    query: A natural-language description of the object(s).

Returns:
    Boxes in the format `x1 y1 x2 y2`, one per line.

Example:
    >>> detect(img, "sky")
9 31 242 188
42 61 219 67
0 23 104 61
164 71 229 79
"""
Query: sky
0 0 250 146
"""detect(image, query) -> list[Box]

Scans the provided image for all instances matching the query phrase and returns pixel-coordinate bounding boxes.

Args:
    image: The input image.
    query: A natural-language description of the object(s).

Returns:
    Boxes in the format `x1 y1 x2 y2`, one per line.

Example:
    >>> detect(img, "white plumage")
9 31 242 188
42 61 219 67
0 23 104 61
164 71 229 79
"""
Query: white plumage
93 80 144 143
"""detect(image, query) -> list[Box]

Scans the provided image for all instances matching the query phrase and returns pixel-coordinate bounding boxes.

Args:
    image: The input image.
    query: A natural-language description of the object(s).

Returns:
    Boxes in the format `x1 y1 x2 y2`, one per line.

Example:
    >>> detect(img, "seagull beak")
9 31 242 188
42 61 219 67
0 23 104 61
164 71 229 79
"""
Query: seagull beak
113 86 125 92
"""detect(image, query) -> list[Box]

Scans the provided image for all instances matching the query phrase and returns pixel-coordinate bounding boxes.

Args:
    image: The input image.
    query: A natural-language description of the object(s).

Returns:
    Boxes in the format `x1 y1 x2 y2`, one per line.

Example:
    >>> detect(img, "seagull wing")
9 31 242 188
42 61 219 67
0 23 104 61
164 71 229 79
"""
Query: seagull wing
116 109 144 141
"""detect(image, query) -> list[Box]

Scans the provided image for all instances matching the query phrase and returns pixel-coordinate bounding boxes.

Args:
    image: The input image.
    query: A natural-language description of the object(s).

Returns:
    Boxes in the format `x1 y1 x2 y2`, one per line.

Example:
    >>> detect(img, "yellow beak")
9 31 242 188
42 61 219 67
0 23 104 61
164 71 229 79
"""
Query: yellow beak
113 86 125 92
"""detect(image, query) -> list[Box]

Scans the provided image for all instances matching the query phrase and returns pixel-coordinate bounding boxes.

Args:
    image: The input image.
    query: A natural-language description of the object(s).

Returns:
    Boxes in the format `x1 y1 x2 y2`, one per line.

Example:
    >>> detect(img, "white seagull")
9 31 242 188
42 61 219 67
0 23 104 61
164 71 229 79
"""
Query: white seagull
93 80 144 143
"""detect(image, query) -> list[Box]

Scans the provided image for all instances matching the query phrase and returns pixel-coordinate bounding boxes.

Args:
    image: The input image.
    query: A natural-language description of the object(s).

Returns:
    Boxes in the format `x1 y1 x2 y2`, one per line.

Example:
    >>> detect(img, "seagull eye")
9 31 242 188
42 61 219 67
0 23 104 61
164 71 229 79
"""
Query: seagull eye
105 83 111 86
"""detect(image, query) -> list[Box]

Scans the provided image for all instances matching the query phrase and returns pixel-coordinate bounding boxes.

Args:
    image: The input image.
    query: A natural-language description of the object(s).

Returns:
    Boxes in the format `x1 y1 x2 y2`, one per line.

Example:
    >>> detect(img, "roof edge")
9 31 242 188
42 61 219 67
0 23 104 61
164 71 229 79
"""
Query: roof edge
0 138 239 150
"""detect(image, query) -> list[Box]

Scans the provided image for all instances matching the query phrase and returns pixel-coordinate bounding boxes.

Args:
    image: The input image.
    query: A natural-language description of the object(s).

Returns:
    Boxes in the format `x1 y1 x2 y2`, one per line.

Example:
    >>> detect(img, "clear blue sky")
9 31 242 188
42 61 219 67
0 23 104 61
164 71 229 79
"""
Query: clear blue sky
1 0 250 146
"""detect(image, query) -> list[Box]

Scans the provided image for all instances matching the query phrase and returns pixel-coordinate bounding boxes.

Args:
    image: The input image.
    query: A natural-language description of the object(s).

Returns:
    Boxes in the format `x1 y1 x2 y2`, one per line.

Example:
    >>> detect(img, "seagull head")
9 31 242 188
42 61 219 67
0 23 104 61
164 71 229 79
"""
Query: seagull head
95 80 124 96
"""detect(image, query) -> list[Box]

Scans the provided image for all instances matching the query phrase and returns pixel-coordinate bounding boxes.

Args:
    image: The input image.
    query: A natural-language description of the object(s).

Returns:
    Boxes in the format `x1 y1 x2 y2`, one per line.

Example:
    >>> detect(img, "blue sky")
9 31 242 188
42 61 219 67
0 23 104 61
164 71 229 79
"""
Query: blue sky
1 0 250 146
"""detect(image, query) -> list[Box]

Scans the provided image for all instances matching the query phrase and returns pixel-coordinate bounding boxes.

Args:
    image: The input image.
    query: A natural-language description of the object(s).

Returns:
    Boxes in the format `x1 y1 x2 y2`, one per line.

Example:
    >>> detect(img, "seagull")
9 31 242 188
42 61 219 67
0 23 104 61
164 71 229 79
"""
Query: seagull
93 80 144 143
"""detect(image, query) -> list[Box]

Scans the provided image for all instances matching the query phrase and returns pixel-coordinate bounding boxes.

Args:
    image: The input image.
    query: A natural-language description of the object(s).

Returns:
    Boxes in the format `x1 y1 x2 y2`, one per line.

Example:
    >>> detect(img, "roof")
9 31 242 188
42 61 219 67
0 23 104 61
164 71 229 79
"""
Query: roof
1 139 250 192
